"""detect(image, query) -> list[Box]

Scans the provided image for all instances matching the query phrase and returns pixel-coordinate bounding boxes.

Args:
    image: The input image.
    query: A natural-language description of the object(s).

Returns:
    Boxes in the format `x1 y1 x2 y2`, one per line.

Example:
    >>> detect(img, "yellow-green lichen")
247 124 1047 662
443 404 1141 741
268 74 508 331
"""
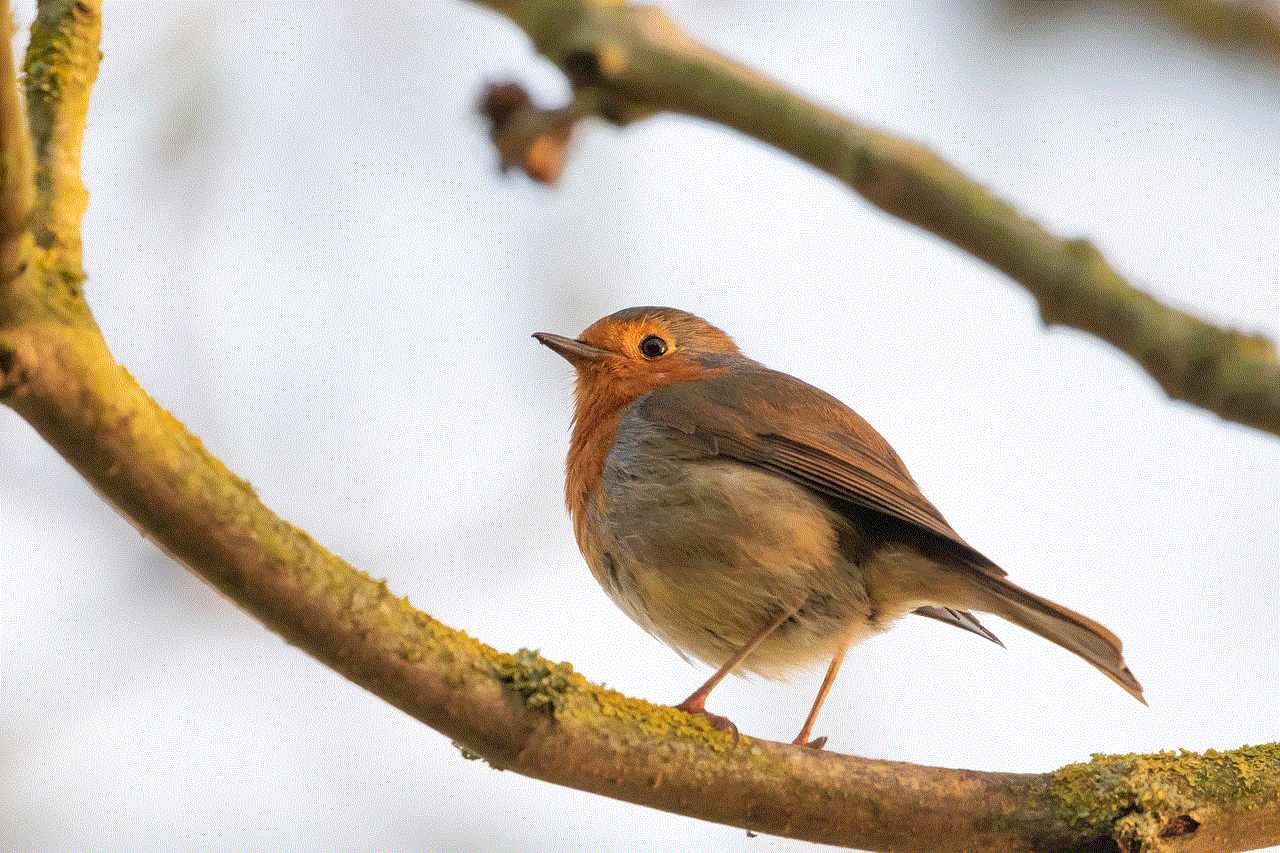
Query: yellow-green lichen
580 680 740 751
483 646 739 750
1042 744 1280 851
490 648 583 714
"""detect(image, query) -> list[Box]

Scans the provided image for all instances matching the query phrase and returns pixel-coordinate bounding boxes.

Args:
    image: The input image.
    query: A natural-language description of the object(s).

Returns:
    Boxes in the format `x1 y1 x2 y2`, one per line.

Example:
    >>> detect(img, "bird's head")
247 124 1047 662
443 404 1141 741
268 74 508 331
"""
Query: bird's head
534 306 742 410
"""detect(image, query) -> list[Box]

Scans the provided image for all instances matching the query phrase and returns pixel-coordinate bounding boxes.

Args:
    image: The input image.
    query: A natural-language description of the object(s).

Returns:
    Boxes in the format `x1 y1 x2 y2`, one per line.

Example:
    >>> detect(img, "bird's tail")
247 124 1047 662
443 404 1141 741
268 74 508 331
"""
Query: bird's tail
965 570 1146 704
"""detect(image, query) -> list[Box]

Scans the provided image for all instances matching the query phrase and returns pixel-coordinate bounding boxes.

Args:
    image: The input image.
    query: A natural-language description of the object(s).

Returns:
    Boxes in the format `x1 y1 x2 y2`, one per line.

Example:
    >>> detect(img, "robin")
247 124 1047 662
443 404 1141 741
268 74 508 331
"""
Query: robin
535 306 1144 747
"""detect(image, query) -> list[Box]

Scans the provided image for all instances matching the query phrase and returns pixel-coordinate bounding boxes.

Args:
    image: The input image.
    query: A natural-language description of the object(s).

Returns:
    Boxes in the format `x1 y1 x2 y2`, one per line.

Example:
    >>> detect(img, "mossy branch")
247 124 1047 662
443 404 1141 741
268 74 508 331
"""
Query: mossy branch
26 0 97 251
0 2 1277 851
475 0 1280 438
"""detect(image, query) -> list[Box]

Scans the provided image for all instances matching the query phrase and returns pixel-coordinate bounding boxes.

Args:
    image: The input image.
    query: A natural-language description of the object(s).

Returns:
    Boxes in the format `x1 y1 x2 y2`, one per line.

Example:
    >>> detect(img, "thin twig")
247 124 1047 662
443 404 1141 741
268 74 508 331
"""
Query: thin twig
0 0 33 286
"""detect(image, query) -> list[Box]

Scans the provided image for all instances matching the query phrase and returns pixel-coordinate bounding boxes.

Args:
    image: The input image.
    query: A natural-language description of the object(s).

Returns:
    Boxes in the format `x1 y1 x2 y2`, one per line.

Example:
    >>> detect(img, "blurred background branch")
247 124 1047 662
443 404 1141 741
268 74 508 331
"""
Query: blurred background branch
1149 0 1280 62
477 0 1280 437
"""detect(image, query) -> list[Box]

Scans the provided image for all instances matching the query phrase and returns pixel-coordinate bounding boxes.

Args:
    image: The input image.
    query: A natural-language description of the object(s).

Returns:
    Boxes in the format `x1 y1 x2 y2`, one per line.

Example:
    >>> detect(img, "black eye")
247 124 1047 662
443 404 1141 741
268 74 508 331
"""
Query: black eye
639 335 668 359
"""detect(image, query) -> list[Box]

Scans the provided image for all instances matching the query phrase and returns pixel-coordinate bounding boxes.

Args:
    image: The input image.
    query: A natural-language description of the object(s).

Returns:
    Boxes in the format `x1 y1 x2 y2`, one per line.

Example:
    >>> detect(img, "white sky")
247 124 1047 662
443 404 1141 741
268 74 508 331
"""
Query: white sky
1 2 1277 852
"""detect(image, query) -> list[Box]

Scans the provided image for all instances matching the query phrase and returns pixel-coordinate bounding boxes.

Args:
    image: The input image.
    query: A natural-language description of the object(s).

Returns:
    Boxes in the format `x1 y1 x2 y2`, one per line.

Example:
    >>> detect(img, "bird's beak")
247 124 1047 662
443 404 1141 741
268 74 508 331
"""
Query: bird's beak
533 332 612 366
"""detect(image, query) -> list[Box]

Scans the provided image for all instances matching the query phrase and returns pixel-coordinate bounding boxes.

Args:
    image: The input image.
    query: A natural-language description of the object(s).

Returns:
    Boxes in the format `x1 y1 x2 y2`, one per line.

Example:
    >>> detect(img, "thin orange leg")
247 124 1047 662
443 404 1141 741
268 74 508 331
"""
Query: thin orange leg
792 639 850 749
675 606 797 738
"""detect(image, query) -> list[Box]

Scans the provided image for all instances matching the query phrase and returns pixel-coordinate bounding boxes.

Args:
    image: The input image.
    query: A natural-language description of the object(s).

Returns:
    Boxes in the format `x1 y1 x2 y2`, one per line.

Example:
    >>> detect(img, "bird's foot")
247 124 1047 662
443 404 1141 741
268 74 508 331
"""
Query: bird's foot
675 699 740 744
792 734 828 750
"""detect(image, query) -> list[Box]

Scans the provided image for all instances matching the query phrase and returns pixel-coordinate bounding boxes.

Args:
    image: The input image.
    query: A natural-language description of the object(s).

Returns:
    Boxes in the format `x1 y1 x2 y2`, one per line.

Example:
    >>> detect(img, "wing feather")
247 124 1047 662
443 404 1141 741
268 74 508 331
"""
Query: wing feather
635 366 1001 574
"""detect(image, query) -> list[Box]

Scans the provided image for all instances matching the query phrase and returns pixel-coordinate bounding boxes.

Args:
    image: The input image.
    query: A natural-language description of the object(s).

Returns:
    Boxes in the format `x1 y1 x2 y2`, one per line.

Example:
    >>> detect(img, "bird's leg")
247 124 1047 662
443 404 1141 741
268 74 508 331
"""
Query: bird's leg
792 639 850 749
675 605 797 739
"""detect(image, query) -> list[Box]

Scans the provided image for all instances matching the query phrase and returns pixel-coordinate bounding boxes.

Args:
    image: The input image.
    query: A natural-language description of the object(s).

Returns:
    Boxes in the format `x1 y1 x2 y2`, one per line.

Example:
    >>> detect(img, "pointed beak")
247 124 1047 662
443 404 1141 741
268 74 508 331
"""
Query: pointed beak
532 332 612 366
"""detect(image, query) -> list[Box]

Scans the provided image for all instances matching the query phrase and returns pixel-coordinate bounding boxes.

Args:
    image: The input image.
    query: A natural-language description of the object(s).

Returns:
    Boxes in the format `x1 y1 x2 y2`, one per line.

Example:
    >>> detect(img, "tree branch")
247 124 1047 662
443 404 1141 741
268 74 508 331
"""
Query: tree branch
1149 0 1280 64
25 0 96 280
0 2 1277 851
0 0 33 290
475 0 1280 438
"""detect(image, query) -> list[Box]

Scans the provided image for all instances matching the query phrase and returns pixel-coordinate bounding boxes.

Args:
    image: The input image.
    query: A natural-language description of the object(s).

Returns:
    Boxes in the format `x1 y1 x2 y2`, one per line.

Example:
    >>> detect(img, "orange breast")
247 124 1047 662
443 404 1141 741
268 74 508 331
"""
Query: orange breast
564 387 628 582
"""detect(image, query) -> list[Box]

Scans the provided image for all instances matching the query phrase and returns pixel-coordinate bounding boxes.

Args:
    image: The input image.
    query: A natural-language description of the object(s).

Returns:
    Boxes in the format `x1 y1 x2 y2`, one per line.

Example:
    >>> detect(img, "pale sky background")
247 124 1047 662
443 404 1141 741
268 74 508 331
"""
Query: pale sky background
1 2 1277 852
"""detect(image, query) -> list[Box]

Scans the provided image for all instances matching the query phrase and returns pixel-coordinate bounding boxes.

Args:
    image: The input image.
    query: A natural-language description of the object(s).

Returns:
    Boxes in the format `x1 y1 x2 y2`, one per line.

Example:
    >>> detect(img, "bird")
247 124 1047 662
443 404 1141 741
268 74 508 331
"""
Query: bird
534 306 1144 747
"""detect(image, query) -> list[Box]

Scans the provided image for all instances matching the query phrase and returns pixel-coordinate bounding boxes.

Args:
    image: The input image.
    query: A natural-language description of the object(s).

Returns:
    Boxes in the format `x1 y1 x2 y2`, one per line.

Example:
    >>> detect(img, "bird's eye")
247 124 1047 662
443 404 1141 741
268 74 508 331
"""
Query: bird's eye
639 335 668 359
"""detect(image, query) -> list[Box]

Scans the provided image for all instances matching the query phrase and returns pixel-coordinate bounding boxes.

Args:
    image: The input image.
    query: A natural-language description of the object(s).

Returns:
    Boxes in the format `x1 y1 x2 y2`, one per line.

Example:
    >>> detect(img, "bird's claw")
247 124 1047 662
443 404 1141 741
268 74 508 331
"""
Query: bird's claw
676 702 740 745
793 734 828 750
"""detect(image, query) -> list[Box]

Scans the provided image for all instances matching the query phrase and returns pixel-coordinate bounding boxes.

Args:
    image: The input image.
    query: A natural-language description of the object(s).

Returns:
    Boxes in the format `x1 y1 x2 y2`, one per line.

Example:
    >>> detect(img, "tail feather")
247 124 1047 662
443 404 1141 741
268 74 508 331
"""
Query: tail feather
913 605 1004 647
966 571 1146 704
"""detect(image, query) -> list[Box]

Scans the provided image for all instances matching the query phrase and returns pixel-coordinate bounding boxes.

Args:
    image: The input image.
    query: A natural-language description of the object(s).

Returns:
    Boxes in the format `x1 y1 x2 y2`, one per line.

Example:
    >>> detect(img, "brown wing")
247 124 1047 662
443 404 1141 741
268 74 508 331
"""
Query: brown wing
635 365 1003 575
